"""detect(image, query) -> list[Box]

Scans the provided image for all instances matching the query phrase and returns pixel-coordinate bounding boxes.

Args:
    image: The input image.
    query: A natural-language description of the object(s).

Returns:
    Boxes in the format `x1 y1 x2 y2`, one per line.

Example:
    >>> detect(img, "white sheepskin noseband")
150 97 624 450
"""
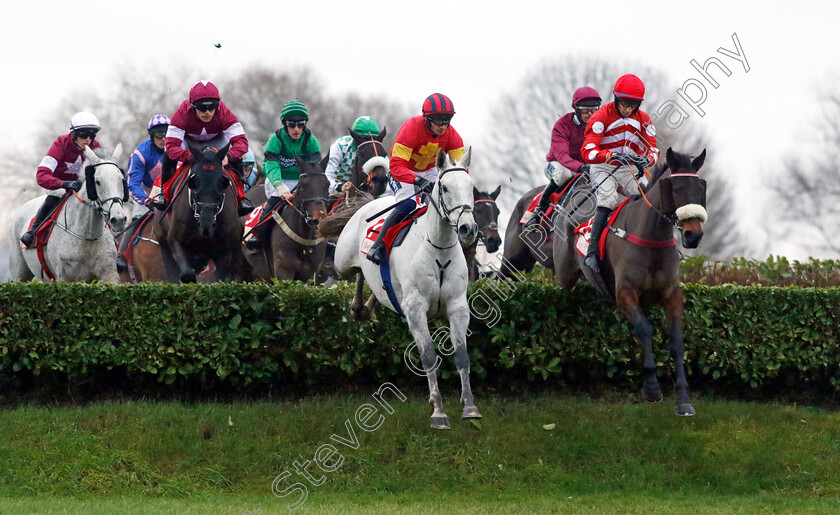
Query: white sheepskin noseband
675 204 707 223
363 156 390 175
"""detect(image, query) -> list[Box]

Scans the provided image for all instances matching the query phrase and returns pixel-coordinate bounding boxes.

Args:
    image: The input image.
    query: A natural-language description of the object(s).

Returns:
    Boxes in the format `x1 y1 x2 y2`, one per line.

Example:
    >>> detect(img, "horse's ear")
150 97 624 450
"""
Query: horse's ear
188 143 202 157
658 177 675 214
111 143 123 163
319 152 330 171
665 147 676 170
294 155 307 171
217 144 230 161
435 148 448 170
460 147 472 169
473 186 480 197
83 146 98 163
490 184 501 200
377 127 387 141
692 149 707 172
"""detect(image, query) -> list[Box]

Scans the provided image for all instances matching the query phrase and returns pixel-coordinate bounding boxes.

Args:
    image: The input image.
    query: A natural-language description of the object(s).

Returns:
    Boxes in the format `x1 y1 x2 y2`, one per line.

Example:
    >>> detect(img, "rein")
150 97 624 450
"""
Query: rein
425 166 473 252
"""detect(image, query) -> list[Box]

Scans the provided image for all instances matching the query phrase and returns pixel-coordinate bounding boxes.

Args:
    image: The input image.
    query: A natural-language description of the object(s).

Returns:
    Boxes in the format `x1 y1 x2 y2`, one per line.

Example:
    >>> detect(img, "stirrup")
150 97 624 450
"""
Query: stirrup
243 234 261 250
20 231 35 248
584 253 600 274
525 211 542 230
152 199 168 210
366 244 385 265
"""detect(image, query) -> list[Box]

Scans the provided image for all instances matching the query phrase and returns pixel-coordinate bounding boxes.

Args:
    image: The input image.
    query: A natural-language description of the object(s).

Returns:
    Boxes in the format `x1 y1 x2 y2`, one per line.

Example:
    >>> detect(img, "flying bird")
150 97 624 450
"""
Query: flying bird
214 42 222 49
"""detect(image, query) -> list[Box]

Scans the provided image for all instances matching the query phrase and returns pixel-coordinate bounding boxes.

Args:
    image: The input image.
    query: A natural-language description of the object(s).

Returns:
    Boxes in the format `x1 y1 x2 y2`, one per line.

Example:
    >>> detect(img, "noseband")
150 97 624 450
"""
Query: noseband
84 161 126 224
187 171 226 222
429 167 473 228
473 198 499 243
288 172 329 225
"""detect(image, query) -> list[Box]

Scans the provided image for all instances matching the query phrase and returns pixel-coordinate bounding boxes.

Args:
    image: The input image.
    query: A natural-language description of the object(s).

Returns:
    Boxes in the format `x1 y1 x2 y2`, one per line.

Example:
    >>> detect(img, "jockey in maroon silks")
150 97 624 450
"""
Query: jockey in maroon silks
581 74 660 274
20 111 104 247
158 80 254 216
526 86 601 228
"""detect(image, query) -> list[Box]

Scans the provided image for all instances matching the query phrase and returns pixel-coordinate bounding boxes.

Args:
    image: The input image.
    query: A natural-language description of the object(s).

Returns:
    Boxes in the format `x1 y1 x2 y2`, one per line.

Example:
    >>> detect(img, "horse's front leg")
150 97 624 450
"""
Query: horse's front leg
350 272 376 321
167 238 197 283
616 286 662 402
404 293 448 429
664 286 695 416
447 300 481 419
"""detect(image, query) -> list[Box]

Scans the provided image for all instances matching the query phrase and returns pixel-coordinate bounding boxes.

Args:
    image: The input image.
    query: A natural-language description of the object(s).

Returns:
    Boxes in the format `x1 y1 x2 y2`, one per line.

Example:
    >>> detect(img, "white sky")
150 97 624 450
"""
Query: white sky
3 0 838 258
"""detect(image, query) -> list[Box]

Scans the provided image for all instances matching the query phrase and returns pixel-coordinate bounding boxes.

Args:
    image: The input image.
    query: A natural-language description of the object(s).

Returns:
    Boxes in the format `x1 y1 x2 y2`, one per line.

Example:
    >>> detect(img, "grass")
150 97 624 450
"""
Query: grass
2 391 840 513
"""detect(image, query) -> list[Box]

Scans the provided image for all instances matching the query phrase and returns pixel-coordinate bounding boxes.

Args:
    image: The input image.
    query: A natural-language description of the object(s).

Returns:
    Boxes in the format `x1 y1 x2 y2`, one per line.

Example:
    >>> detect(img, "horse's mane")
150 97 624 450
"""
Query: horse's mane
643 150 696 192
317 192 375 239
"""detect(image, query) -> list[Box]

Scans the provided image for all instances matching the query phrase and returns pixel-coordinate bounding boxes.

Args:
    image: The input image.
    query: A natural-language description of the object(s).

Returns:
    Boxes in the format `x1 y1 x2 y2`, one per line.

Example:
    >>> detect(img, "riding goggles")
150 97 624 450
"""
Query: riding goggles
285 120 307 129
192 99 220 112
74 129 99 140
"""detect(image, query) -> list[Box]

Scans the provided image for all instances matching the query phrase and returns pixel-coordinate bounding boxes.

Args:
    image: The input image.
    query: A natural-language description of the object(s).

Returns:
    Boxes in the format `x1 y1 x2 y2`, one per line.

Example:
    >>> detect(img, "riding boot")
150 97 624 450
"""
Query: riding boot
366 209 410 265
238 197 255 217
244 196 283 249
20 195 61 247
153 154 177 210
115 230 132 272
584 206 612 274
526 180 561 228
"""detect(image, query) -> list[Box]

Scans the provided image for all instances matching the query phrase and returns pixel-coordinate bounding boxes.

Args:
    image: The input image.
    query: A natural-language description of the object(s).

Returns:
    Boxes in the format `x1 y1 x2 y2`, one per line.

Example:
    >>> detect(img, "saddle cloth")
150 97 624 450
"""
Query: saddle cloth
573 197 630 258
361 206 428 258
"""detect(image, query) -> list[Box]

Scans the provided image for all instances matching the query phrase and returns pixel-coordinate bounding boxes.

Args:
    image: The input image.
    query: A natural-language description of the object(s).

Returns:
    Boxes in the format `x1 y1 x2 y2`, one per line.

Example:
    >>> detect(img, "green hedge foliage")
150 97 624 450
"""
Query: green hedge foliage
0 281 838 395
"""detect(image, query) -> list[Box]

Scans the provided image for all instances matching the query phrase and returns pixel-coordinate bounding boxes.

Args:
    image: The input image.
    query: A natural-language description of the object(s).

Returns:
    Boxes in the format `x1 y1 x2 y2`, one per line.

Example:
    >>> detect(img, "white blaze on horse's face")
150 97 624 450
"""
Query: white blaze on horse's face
83 145 128 233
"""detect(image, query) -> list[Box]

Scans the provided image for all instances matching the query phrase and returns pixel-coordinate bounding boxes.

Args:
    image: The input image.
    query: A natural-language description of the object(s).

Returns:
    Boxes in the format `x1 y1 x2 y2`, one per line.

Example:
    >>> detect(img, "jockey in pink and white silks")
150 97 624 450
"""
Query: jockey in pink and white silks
581 74 660 274
20 111 103 247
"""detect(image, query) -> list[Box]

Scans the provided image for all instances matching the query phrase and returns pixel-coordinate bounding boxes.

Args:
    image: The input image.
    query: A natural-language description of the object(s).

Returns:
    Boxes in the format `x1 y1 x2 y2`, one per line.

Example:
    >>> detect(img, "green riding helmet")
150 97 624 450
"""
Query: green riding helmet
281 100 309 121
350 116 380 137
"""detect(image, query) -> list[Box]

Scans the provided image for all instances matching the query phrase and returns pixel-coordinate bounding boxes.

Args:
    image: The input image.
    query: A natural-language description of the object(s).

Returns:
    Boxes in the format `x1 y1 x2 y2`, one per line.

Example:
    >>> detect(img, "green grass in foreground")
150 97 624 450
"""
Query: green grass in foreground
2 392 840 513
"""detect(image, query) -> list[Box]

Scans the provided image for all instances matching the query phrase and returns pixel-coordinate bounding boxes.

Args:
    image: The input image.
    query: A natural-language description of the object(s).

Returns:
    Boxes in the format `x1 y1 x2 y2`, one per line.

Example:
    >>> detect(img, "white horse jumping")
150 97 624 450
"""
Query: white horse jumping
334 148 481 429
10 144 128 282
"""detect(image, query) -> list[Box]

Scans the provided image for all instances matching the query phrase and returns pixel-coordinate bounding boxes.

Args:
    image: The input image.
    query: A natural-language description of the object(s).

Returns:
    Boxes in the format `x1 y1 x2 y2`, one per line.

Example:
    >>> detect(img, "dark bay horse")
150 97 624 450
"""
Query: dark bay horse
244 157 331 281
554 148 708 416
464 185 502 281
502 173 593 278
155 145 248 283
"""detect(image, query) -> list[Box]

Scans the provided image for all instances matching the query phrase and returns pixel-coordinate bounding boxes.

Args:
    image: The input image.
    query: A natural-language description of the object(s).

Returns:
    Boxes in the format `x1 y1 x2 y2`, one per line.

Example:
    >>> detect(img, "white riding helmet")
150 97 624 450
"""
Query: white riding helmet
70 111 101 131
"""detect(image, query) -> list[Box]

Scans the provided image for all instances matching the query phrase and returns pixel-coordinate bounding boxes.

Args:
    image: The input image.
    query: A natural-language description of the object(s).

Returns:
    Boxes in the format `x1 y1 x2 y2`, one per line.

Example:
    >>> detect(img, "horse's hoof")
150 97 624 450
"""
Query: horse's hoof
643 387 663 403
462 406 482 419
180 272 197 283
350 306 370 322
675 403 696 416
430 415 451 430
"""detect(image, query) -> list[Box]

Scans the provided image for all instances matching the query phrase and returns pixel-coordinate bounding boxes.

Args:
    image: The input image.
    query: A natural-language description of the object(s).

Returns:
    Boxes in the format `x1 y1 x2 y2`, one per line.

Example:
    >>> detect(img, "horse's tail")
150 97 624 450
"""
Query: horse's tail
317 192 375 239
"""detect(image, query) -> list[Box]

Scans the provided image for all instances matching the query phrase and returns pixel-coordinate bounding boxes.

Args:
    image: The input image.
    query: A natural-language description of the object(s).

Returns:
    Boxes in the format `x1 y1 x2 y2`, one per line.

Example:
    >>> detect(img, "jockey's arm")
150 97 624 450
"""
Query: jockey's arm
126 150 149 204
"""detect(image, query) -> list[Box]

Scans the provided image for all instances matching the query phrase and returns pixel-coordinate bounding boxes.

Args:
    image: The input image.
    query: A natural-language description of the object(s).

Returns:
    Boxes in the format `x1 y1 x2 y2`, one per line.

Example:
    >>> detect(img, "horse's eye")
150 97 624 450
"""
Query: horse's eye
441 185 448 193
96 180 101 185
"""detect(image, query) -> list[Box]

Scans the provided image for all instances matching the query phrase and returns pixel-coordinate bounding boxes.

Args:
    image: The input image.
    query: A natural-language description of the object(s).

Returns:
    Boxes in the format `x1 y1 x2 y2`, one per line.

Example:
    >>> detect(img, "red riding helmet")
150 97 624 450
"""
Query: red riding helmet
189 80 221 103
422 93 455 116
613 74 645 102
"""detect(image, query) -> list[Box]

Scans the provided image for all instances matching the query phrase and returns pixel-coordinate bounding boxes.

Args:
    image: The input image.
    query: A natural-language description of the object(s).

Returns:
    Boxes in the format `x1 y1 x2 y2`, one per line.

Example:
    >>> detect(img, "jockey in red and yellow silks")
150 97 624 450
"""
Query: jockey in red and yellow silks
581 74 660 274
366 93 466 265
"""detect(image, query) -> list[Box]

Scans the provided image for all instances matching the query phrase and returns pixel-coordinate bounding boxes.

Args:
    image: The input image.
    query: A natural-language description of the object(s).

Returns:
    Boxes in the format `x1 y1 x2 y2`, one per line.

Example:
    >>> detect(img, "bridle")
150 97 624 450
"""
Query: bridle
427 167 473 229
473 197 499 245
82 161 127 230
286 172 330 225
356 138 388 189
187 163 227 223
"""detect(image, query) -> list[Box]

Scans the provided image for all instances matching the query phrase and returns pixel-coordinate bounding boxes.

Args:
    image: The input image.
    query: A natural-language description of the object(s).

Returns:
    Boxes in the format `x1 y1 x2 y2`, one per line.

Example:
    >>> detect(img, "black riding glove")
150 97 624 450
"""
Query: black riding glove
143 198 155 208
63 180 83 192
609 153 635 166
414 176 434 194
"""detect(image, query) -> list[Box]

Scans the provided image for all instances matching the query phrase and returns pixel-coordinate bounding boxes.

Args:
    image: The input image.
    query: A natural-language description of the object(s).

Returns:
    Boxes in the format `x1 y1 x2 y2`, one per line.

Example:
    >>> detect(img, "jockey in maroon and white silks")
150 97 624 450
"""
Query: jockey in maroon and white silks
36 133 102 192
20 111 104 247
581 74 659 274
159 80 252 215
526 87 602 228
164 81 248 164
